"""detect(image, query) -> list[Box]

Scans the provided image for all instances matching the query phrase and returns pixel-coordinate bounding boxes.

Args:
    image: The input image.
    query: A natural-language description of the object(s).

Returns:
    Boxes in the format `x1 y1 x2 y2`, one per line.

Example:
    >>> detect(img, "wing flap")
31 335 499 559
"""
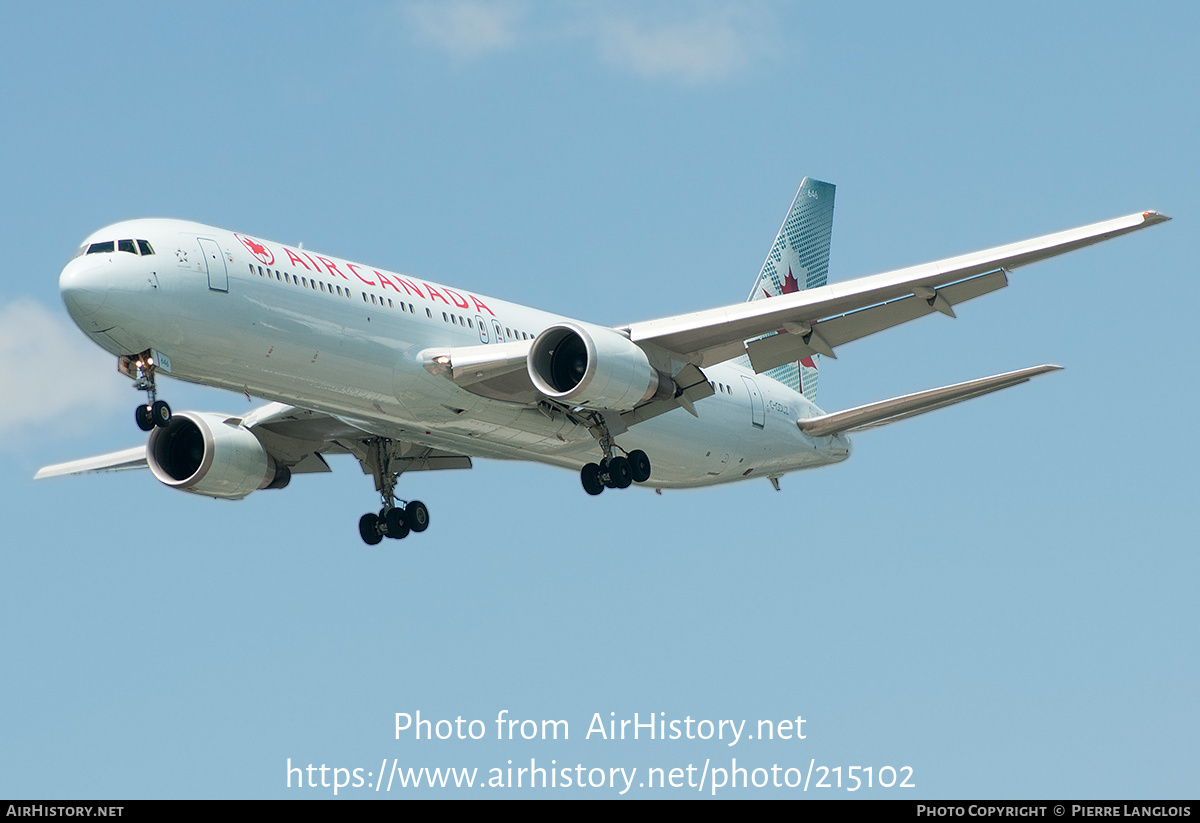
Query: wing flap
745 269 1009 373
797 365 1061 437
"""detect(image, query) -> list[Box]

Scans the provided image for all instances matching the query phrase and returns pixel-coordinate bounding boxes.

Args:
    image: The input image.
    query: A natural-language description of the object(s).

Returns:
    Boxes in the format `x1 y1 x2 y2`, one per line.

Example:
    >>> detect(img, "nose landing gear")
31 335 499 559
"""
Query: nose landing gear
122 351 171 432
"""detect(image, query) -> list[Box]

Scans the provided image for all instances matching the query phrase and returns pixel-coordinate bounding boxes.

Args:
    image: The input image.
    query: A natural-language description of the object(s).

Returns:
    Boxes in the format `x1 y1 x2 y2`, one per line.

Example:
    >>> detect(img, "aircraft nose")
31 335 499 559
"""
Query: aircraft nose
59 259 109 321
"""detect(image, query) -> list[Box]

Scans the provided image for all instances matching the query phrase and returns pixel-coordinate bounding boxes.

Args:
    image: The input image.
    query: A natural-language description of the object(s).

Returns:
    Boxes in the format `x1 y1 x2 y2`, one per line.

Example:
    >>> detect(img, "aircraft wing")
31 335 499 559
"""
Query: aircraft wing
36 403 473 482
35 447 149 478
623 211 1169 372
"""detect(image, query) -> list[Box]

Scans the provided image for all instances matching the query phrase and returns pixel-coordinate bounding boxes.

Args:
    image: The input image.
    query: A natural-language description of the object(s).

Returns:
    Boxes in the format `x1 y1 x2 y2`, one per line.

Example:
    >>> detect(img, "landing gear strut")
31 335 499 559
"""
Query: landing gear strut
358 438 431 545
124 351 171 432
578 414 651 495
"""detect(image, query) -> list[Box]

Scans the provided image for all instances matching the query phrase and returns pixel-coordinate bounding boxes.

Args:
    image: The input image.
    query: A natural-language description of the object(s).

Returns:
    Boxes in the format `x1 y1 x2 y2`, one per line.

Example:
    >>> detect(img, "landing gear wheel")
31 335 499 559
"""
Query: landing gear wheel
359 513 383 545
127 351 169 433
608 455 633 489
628 450 651 483
385 508 409 539
406 501 430 533
581 462 604 495
151 399 172 428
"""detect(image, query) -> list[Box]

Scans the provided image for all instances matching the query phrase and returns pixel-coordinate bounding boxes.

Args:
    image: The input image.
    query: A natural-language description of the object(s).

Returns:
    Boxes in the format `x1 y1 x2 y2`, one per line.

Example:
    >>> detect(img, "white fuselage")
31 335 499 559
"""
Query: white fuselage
59 219 850 487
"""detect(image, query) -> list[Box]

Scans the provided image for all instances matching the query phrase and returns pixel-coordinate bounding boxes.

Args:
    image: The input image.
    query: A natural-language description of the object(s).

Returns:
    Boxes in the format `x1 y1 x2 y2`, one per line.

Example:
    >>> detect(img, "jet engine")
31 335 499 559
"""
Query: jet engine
528 322 673 411
146 412 290 500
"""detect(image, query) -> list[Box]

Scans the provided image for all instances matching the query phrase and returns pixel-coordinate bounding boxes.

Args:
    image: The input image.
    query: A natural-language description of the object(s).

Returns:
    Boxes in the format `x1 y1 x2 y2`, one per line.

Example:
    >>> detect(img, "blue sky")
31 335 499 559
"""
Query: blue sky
2 1 1196 799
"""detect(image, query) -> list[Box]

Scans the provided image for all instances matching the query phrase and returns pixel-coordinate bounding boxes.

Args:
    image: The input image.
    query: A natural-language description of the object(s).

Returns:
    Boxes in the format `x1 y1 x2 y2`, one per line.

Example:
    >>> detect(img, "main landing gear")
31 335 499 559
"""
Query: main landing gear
124 351 172 432
358 438 431 546
579 418 652 495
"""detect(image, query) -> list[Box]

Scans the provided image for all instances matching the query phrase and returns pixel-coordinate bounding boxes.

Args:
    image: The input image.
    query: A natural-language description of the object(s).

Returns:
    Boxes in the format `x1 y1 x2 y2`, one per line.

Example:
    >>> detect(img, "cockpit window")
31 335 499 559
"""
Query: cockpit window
84 238 155 256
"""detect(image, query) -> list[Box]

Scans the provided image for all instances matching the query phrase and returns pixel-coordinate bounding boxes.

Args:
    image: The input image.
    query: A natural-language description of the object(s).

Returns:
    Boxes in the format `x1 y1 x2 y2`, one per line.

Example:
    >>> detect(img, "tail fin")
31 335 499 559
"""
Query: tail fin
746 177 835 401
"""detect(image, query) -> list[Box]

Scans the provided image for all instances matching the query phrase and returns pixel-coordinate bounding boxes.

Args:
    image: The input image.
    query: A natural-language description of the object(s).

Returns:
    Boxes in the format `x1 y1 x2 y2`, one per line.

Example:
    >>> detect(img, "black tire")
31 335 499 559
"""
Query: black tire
135 405 154 431
385 508 409 539
628 449 651 483
581 462 604 495
359 513 383 545
406 500 430 532
151 399 172 428
608 455 633 489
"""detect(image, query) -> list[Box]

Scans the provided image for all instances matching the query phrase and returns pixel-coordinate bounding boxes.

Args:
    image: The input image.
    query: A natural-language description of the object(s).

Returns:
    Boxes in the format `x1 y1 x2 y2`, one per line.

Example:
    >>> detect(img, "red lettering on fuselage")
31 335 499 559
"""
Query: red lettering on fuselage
284 248 311 270
393 277 425 299
469 294 495 316
341 261 375 285
266 238 495 316
374 271 401 292
301 252 324 274
443 287 470 310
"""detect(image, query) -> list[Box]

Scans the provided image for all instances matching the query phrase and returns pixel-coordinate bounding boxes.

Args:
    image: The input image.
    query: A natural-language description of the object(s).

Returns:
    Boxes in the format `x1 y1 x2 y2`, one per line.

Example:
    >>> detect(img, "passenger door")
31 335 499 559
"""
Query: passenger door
198 237 228 292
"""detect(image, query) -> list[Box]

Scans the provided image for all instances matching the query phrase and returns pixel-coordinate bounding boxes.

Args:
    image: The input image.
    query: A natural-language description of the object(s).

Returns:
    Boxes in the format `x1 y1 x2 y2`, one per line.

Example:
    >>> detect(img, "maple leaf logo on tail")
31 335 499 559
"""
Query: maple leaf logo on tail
766 266 818 371
781 268 800 294
763 266 803 299
745 177 835 402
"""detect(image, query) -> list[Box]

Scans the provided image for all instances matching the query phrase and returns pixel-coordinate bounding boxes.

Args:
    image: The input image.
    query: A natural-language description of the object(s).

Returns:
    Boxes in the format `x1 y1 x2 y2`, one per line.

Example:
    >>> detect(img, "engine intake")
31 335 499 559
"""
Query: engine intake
147 412 288 499
528 322 672 411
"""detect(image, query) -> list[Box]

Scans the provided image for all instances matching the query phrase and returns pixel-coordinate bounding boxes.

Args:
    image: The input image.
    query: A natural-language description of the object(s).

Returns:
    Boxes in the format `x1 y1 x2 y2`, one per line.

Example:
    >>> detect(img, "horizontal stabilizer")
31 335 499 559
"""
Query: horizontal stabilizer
35 446 148 479
796 365 1061 437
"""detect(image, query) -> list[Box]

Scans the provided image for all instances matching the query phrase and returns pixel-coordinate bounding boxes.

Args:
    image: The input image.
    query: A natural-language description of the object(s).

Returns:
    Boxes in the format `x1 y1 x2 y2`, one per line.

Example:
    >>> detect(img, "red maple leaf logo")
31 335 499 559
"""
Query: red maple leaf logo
763 266 802 299
761 265 818 373
783 268 816 368
235 233 275 266
781 267 800 294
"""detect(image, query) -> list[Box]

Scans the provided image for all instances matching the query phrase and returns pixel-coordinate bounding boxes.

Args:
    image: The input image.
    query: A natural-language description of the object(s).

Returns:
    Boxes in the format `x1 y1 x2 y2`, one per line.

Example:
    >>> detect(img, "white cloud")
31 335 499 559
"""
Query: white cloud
0 299 125 443
404 0 527 59
401 2 775 83
593 8 766 84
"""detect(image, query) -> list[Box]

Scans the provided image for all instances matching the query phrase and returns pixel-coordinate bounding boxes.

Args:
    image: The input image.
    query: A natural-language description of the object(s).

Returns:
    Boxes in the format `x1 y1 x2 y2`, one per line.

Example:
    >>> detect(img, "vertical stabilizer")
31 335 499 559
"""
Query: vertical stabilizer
745 177 835 401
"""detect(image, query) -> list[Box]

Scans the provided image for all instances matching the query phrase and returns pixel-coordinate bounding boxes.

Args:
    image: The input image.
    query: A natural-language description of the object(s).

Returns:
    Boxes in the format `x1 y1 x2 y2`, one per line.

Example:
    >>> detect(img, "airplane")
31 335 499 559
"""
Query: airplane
38 178 1169 544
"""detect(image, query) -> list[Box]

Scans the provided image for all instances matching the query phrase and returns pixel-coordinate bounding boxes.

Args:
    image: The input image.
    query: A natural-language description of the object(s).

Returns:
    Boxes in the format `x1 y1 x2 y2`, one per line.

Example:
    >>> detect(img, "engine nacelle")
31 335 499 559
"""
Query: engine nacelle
528 322 672 411
146 412 288 500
